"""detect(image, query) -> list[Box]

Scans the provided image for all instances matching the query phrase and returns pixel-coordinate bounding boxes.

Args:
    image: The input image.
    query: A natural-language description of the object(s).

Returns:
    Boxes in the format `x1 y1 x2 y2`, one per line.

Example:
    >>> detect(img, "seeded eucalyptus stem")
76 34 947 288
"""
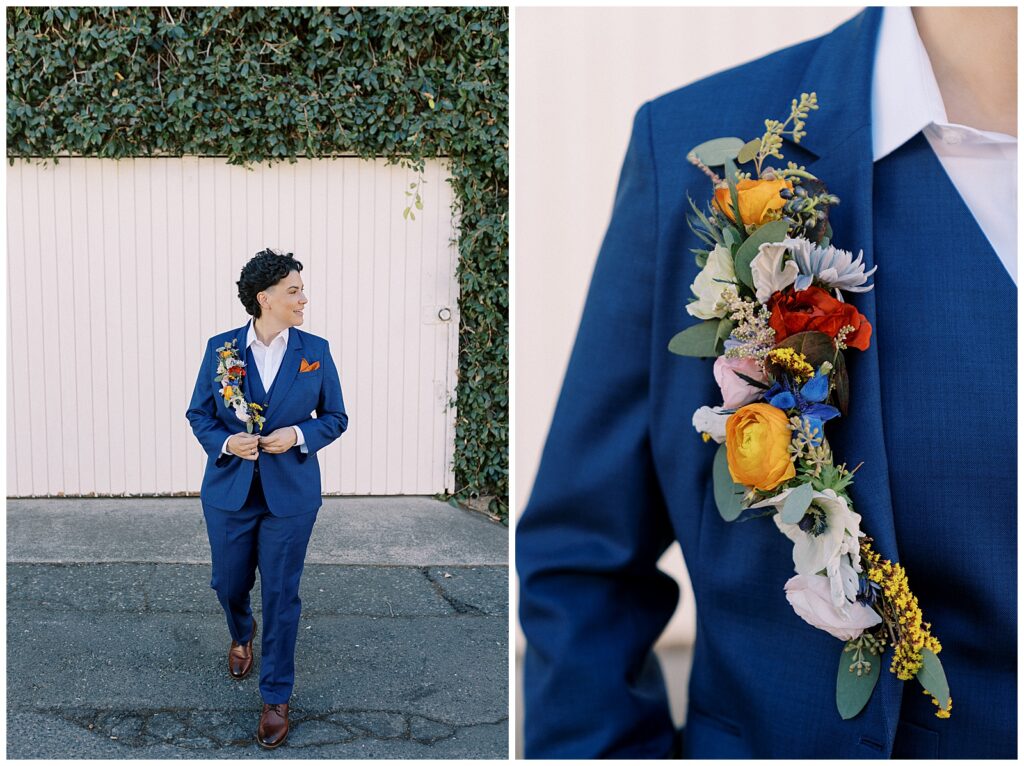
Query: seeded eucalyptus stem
845 632 885 677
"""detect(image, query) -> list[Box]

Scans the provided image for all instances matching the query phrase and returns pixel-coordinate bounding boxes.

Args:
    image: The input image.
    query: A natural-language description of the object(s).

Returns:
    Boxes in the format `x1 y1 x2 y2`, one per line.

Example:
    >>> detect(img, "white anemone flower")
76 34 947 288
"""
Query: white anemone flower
750 486 865 610
784 236 877 300
750 242 799 304
686 244 736 320
691 405 729 444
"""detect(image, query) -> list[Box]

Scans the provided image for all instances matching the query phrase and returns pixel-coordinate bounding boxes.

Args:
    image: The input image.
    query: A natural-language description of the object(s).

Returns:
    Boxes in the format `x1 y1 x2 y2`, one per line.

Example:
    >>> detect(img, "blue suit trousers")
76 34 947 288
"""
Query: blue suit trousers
202 471 318 704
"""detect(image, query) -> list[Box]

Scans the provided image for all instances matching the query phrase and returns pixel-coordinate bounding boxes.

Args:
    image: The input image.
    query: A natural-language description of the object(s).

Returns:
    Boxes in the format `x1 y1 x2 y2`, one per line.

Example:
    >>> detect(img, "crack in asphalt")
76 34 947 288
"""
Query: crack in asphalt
420 568 488 616
7 563 507 618
18 706 508 750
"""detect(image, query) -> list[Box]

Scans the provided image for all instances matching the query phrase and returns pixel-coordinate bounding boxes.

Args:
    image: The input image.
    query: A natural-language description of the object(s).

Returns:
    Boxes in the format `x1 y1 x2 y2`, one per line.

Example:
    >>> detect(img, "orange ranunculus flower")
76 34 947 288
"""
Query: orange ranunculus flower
725 403 796 491
713 178 794 226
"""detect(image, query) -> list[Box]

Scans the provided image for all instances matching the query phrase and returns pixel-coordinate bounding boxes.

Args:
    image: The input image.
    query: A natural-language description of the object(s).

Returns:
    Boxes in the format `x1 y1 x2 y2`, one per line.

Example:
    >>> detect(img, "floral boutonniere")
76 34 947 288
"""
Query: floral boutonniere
671 93 951 720
214 339 266 434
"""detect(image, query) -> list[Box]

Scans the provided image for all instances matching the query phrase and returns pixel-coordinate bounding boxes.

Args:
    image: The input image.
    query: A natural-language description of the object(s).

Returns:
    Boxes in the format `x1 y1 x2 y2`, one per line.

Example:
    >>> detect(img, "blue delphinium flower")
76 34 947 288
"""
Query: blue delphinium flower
763 366 839 445
857 575 882 607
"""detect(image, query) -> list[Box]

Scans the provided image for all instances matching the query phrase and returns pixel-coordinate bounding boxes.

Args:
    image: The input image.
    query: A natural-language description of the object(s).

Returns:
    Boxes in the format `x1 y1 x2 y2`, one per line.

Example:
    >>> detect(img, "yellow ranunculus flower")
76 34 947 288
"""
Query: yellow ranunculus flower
725 403 795 490
713 178 793 226
223 385 233 398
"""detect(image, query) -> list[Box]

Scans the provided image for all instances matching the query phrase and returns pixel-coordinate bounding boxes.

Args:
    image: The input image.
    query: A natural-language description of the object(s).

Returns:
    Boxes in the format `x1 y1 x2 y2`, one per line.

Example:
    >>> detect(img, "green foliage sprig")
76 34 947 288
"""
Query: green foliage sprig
7 6 509 520
748 92 819 177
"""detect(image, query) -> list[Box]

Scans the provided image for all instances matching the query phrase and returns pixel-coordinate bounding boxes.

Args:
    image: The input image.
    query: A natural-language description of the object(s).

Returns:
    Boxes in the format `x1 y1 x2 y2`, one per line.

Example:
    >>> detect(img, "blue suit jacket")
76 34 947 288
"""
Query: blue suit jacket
186 322 348 517
517 8 1016 759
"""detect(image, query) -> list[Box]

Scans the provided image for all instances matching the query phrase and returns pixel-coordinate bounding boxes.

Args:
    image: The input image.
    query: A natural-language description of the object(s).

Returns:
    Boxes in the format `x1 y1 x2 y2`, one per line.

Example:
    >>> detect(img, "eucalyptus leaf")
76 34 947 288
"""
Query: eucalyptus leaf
737 137 761 164
724 222 745 248
836 642 880 720
733 219 789 291
781 482 815 524
716 318 735 343
916 648 950 712
690 137 745 167
668 319 721 358
713 443 746 522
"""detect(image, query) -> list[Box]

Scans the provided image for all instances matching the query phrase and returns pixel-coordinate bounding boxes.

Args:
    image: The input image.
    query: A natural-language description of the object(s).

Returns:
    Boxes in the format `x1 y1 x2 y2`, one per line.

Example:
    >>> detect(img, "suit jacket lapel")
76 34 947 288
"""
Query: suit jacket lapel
789 7 907 741
791 5 899 569
233 321 253 403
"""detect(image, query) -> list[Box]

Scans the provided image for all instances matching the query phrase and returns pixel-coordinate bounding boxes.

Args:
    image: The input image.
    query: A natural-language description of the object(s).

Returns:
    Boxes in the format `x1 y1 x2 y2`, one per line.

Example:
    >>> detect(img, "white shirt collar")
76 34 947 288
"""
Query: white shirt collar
872 6 947 161
245 318 289 350
872 6 1015 161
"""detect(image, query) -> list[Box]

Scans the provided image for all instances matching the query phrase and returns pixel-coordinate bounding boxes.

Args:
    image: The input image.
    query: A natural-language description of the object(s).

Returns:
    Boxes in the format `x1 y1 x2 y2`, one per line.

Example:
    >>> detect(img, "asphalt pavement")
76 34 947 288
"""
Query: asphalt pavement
7 496 509 759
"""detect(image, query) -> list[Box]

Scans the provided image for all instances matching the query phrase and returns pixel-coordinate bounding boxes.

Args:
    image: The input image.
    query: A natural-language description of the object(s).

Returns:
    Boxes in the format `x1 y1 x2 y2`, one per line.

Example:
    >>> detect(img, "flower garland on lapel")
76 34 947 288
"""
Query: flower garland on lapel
214 338 266 434
671 93 952 720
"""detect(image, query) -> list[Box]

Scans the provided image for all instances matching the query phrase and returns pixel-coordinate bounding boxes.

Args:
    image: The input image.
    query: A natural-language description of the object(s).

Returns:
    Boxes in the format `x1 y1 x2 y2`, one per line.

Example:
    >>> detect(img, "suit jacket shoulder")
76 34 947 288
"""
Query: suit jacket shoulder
640 15 860 177
649 31 822 122
292 327 330 349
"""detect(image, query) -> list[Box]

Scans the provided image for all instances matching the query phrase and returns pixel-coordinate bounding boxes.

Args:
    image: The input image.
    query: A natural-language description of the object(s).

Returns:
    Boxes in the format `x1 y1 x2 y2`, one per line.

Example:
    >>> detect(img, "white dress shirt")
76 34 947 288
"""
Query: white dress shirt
220 318 306 455
872 6 1017 283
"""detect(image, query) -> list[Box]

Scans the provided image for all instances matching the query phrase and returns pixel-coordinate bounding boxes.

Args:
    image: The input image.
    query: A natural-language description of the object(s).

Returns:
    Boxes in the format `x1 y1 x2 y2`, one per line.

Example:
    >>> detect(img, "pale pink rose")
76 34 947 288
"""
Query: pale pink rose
784 574 882 641
713 355 768 409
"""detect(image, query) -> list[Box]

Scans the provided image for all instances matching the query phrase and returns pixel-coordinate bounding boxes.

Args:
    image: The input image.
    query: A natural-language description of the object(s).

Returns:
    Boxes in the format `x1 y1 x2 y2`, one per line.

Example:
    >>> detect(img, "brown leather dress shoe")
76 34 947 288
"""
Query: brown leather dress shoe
257 702 289 749
228 623 257 680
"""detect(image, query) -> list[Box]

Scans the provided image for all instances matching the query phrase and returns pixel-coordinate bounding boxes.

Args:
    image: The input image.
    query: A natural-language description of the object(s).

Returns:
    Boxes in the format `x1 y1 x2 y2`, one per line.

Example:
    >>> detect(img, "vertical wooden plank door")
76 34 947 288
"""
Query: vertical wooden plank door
6 157 459 497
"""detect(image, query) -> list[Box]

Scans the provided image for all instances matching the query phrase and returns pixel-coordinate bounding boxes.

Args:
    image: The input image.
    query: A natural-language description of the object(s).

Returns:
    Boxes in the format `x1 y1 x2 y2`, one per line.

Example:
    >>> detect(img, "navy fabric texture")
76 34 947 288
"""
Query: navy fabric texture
186 323 348 517
517 7 1015 758
202 472 318 703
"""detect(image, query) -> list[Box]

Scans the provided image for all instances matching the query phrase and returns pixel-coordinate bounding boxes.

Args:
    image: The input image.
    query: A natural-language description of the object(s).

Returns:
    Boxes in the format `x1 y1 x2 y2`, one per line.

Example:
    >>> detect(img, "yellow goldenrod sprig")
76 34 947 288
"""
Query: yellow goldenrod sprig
925 689 953 720
861 540 949 717
766 347 815 383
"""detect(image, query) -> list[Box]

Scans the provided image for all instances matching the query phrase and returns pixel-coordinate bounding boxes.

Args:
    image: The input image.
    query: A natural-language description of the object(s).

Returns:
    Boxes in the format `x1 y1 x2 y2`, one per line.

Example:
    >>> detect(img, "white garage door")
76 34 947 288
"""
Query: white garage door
7 157 459 497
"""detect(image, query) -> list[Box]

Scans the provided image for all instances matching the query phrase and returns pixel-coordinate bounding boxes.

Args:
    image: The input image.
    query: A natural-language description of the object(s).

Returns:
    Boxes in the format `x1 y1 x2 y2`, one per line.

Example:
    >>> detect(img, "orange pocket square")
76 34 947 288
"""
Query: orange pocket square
299 358 321 373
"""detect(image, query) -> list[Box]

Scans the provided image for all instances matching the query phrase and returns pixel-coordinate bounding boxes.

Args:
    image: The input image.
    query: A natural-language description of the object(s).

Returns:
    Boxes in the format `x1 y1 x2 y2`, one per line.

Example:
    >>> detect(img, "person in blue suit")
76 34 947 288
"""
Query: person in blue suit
517 7 1015 759
186 249 348 749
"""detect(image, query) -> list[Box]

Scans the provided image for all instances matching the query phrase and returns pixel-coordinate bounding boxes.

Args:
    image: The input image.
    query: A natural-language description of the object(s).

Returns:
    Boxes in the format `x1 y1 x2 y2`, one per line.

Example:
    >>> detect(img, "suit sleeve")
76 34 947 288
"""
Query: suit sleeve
186 337 237 466
516 102 681 759
292 341 348 457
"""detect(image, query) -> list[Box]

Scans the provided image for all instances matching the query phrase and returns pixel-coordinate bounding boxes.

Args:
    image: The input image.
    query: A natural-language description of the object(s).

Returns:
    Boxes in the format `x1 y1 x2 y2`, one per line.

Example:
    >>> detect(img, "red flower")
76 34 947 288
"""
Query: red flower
767 286 872 351
229 366 245 376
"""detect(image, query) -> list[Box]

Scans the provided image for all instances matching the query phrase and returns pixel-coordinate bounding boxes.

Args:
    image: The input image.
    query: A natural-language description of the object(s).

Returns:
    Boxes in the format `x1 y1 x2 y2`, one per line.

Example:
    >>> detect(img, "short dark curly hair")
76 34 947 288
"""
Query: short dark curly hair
236 249 304 318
